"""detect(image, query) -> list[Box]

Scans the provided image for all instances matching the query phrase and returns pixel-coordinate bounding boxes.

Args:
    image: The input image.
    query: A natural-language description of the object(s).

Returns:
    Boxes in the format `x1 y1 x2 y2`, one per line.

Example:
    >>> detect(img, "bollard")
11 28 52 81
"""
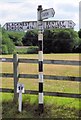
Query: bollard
17 83 24 112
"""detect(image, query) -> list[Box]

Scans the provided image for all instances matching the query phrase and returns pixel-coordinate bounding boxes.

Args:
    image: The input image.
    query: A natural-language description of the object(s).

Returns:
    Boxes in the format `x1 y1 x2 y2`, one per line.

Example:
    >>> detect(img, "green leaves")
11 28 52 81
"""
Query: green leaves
8 31 25 46
43 29 80 53
78 29 81 38
2 28 15 54
22 30 38 46
1 26 80 54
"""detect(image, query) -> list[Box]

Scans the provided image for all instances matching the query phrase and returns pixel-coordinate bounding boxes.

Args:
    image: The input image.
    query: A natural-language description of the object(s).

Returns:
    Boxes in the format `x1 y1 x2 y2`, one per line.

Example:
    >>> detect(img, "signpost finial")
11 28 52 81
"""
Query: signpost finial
37 5 42 11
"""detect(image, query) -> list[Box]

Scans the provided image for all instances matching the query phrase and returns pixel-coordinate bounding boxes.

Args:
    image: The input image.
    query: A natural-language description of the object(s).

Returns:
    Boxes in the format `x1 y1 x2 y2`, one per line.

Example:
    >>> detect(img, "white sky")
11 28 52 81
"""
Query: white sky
0 0 80 31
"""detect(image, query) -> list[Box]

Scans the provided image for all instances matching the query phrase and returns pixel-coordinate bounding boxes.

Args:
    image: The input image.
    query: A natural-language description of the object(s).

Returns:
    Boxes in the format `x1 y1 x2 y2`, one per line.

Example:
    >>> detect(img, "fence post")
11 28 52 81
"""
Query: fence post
13 54 19 102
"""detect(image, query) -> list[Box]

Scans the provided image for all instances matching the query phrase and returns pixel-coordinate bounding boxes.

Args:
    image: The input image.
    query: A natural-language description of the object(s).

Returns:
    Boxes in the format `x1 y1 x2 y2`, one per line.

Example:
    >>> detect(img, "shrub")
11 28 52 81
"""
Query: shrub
22 30 38 46
2 45 8 54
72 39 81 53
8 31 25 46
27 46 38 54
2 28 15 54
43 29 79 53
43 29 53 53
15 47 27 54
78 29 81 38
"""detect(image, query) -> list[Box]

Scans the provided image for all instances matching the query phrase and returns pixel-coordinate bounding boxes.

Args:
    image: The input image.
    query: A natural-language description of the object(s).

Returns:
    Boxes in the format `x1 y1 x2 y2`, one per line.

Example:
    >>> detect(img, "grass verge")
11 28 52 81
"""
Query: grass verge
2 93 81 119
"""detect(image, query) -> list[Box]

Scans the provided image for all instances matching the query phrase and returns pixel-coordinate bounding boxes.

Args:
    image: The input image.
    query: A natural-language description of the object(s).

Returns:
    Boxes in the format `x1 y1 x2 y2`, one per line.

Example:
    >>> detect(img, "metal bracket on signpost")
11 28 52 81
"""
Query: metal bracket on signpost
17 83 24 112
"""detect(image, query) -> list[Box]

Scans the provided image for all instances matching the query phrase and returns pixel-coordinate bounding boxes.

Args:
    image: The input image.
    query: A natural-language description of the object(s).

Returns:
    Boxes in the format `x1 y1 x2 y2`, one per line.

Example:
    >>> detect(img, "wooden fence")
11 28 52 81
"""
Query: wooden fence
0 54 81 101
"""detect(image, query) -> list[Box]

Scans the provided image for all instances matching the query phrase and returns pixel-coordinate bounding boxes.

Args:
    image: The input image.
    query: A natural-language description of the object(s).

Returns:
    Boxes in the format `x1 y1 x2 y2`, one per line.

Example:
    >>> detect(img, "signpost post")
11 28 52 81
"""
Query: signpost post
17 83 24 112
37 5 55 113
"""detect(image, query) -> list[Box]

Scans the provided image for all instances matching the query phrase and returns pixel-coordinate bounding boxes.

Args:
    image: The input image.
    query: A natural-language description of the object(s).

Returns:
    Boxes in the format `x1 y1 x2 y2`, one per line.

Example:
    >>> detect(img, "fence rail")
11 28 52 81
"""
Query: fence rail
0 54 81 101
0 88 81 98
1 73 81 82
1 58 81 66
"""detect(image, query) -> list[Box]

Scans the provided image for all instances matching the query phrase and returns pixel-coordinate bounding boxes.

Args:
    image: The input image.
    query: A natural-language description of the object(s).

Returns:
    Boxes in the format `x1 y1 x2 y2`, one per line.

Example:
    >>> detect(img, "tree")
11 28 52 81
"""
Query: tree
43 29 53 53
78 29 81 38
22 28 79 53
72 38 81 53
8 31 25 46
22 30 38 46
52 29 79 53
2 28 15 54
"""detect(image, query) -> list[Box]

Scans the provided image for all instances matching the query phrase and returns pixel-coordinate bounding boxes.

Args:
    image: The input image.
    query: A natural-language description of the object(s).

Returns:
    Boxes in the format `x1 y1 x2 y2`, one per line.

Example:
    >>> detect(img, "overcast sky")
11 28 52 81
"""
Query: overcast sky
0 0 80 31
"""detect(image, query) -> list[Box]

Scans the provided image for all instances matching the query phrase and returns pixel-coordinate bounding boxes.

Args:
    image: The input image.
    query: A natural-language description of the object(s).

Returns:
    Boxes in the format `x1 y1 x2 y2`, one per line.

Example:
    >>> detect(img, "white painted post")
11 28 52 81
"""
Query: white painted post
18 89 22 112
17 83 24 112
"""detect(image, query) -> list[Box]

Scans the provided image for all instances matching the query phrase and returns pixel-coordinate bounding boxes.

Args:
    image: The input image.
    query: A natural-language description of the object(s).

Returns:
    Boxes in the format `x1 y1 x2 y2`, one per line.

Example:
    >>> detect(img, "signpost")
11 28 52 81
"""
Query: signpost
37 5 55 113
17 83 24 112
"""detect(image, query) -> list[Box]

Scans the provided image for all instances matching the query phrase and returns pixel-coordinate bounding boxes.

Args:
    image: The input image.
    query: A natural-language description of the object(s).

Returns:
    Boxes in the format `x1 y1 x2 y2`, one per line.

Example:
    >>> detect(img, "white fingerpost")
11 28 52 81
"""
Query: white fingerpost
37 5 55 113
17 83 24 112
37 5 44 113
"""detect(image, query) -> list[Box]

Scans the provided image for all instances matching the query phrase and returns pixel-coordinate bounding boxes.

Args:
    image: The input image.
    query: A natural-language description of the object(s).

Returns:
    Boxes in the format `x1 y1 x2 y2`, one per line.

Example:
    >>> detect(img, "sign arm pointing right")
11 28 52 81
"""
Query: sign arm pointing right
41 8 55 20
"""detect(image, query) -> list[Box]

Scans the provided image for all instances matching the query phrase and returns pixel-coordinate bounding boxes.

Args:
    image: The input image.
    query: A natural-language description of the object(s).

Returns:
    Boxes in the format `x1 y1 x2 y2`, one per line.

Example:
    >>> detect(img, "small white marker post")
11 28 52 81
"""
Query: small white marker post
19 88 22 112
17 83 24 112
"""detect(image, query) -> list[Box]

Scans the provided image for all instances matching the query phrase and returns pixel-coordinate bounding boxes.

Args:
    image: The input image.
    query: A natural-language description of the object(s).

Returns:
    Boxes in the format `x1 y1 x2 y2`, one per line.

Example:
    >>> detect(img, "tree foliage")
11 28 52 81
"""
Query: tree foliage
22 30 38 46
73 29 81 53
22 28 80 53
2 28 15 54
43 29 79 53
7 31 25 46
1 26 80 54
78 29 81 38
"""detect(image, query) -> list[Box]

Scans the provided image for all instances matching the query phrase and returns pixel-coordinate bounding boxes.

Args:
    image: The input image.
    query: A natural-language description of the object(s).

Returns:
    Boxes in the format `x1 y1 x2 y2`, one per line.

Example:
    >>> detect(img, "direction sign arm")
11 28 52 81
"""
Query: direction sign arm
41 8 55 20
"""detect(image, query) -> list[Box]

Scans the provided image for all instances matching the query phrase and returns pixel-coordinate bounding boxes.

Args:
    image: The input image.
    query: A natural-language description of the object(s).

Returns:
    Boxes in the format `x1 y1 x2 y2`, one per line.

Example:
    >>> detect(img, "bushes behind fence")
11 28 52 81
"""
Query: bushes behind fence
1 26 81 54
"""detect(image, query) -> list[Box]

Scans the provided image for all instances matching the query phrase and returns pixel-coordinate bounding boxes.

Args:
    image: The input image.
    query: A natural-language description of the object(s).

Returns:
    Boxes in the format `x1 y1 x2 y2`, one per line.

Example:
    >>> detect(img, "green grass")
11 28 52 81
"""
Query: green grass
2 93 81 118
1 78 79 94
0 54 81 118
1 53 80 60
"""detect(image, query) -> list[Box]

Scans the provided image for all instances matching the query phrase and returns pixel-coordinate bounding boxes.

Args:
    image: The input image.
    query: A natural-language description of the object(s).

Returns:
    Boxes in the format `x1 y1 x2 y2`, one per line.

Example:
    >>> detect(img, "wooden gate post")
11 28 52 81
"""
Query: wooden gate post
13 54 19 102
